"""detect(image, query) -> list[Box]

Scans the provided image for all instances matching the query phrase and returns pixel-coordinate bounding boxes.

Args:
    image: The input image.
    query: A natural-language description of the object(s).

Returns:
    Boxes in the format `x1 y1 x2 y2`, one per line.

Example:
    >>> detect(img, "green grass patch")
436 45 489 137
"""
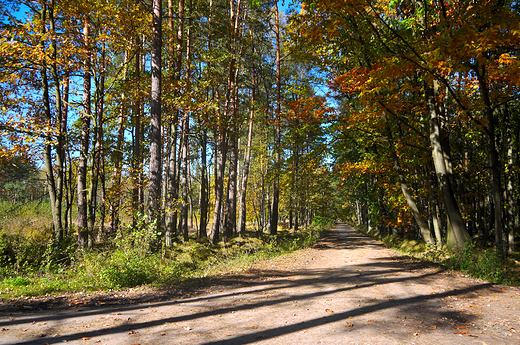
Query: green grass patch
0 219 332 300
0 200 53 236
355 224 519 285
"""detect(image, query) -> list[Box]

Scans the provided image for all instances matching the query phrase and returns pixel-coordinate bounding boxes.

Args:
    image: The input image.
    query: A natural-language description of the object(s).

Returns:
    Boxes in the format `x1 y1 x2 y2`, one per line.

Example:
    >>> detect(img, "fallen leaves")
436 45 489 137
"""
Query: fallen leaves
454 331 478 338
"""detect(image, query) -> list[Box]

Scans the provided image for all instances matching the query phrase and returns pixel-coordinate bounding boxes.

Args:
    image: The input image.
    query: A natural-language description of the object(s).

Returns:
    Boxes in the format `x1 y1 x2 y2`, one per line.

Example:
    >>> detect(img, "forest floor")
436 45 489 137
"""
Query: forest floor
0 223 519 345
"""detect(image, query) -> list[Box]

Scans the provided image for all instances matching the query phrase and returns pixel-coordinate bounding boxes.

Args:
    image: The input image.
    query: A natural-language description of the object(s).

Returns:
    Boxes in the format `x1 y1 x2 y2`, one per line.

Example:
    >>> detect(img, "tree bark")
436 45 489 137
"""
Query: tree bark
132 36 144 226
238 32 256 234
78 19 91 250
109 51 128 235
427 81 470 249
39 1 63 242
384 115 433 245
148 0 163 232
210 127 228 244
48 0 64 242
474 64 504 257
199 128 209 238
269 1 281 235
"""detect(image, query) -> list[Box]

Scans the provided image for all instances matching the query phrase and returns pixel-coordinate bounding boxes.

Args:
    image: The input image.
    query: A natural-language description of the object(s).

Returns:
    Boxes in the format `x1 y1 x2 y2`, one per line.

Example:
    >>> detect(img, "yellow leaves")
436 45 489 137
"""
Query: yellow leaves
337 160 378 179
498 53 517 65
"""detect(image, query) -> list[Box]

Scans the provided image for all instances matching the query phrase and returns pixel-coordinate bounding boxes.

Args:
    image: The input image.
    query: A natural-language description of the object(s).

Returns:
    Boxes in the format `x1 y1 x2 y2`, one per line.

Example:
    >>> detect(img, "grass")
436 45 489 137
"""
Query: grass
0 218 333 300
0 200 53 236
355 224 520 286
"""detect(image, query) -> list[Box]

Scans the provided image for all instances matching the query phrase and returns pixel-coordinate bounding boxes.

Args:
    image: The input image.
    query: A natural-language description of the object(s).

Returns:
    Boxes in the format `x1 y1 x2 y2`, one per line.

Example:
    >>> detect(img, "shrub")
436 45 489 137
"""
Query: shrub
444 243 509 284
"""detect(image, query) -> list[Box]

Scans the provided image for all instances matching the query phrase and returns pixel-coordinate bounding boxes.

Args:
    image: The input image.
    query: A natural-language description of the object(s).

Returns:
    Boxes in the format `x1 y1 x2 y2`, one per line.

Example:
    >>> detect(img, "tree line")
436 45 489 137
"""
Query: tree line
4 0 516 257
290 0 520 255
0 0 338 249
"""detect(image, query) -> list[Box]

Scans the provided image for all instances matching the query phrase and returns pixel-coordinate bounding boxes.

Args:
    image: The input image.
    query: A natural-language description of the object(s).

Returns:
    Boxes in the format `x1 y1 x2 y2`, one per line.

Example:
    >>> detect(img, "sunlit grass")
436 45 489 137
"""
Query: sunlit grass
356 224 519 286
0 219 334 300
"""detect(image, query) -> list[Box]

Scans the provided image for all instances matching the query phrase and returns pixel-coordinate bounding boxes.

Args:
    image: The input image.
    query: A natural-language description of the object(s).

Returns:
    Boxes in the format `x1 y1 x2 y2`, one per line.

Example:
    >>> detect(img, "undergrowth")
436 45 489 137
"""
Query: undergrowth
0 217 333 299
356 225 518 285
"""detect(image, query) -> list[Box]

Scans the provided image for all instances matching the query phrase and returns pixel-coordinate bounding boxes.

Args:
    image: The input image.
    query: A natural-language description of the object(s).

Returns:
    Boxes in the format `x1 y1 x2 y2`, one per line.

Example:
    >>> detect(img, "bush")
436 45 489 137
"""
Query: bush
312 216 335 226
0 229 53 274
444 243 509 284
1 215 333 299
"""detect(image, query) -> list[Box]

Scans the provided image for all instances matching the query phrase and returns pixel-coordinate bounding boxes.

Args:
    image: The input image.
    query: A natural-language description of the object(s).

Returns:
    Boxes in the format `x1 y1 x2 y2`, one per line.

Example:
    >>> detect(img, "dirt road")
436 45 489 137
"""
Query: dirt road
1 224 519 344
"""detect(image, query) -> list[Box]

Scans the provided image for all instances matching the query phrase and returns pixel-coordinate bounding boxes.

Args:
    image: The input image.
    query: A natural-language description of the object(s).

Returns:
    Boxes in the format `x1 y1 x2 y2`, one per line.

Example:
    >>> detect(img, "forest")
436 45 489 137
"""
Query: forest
0 0 520 294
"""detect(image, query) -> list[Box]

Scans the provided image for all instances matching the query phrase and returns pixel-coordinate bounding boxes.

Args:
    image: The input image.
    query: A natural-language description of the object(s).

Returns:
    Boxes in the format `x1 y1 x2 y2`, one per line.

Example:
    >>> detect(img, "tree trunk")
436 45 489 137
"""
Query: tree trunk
269 1 281 236
429 170 443 247
109 51 128 235
506 129 515 253
224 135 238 240
427 81 470 249
78 19 91 250
474 64 504 257
199 128 209 238
39 2 62 242
89 39 106 245
238 29 256 235
179 115 189 240
63 73 72 232
210 128 228 244
148 0 163 232
49 0 64 242
384 115 433 245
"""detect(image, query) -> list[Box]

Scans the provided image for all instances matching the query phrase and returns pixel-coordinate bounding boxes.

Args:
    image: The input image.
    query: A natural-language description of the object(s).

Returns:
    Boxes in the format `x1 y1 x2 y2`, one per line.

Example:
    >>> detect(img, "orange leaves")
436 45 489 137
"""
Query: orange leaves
285 96 335 124
332 66 372 96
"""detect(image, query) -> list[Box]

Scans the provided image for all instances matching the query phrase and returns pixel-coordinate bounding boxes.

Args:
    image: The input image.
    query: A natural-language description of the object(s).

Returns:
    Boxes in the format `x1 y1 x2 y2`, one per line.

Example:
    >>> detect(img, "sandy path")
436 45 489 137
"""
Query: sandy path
1 224 519 344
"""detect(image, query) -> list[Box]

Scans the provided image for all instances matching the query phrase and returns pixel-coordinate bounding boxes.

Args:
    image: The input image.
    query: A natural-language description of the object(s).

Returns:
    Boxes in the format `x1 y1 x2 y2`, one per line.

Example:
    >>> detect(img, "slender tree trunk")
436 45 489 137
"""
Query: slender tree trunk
132 40 144 226
238 35 255 234
148 0 163 232
78 19 91 250
429 170 443 247
210 128 228 244
89 39 106 244
224 135 238 240
505 104 516 253
49 0 64 242
165 0 184 244
98 83 107 241
474 65 504 257
179 115 189 240
384 115 433 245
180 0 192 241
39 1 62 242
199 128 209 238
109 52 128 235
62 73 71 232
269 1 281 235
210 0 241 244
198 0 213 239
222 0 242 240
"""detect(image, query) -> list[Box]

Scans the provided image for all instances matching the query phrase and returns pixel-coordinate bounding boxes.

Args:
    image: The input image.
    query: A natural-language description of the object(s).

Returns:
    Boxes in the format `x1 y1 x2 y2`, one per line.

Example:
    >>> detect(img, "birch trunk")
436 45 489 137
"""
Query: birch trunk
148 0 163 232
